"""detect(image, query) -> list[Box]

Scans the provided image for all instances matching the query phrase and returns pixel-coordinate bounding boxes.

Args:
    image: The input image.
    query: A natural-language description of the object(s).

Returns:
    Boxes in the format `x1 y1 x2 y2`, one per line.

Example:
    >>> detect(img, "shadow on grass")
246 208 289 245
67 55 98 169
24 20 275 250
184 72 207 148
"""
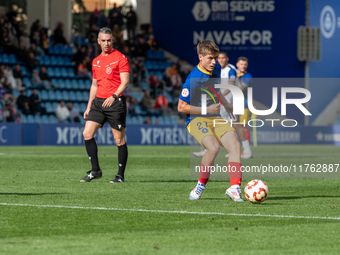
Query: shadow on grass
0 193 67 196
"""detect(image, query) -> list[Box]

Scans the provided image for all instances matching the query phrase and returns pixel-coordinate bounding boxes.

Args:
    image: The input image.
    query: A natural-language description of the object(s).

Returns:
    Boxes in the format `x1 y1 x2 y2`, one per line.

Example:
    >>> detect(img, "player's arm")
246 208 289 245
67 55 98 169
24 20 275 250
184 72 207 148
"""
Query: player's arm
84 79 98 119
221 78 235 96
178 99 220 114
102 73 129 108
218 91 235 119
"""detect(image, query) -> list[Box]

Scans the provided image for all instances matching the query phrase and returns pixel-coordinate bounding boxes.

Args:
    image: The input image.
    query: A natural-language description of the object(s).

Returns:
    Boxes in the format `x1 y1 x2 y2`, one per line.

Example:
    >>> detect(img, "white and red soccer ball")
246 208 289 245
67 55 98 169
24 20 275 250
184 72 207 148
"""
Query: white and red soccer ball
244 180 269 203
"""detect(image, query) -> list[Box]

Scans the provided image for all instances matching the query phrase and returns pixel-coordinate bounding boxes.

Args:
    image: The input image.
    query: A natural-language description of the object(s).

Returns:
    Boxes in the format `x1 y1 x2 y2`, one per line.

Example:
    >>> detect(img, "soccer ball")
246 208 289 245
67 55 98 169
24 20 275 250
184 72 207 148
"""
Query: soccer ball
244 180 268 203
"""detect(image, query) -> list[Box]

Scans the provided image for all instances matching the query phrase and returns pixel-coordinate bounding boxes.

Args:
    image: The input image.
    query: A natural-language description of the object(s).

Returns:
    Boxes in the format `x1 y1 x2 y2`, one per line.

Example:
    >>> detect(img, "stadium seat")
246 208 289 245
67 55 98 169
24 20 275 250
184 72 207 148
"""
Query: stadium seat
158 116 164 124
48 90 56 101
69 91 76 101
164 116 171 125
51 56 57 66
78 79 85 90
57 56 64 66
85 79 91 89
52 102 58 111
20 115 27 123
41 114 49 123
67 67 74 77
41 90 49 101
27 115 35 123
45 102 53 113
60 67 67 77
75 91 83 102
71 79 78 90
66 45 73 55
2 54 9 64
64 79 72 90
48 115 56 123
47 67 54 77
80 103 87 113
62 90 69 100
82 91 89 101
170 116 178 125
126 116 132 125
53 45 60 55
21 66 29 76
60 45 67 55
131 116 138 124
35 115 42 123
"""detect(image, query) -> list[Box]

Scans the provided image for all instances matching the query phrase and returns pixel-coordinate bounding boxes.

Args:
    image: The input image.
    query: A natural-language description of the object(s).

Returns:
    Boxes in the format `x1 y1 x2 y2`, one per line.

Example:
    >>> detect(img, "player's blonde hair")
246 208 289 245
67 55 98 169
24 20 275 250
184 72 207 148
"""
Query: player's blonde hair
197 40 219 56
237 56 249 63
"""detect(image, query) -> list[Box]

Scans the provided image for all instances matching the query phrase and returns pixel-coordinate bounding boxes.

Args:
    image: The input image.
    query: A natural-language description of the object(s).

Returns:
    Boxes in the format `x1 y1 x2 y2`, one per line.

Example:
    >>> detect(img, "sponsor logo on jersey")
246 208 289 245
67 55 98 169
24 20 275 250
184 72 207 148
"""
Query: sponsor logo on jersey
106 67 112 74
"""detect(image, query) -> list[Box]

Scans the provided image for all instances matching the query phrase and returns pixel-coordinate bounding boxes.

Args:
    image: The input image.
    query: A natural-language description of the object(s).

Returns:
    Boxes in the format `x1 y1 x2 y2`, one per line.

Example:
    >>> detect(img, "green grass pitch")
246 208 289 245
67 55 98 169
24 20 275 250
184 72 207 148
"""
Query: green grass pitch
1 145 340 255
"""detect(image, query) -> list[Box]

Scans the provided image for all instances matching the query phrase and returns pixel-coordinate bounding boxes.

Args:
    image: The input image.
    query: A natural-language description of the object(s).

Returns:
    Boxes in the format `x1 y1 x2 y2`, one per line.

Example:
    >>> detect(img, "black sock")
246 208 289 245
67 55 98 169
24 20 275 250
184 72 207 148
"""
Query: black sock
117 143 128 178
85 138 100 172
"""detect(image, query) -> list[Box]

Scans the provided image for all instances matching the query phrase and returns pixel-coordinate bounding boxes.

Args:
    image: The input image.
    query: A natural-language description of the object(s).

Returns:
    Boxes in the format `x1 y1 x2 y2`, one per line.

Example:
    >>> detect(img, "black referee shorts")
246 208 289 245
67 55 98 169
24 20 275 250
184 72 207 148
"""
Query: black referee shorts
86 96 127 130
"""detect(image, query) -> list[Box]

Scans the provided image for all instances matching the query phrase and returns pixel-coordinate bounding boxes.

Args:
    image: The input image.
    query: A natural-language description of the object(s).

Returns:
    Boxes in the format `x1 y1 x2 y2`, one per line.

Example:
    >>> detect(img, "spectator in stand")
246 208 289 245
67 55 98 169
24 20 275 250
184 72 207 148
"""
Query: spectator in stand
154 92 171 116
31 69 51 90
67 102 81 123
20 32 30 50
143 116 151 124
125 94 137 116
149 73 162 94
126 6 137 40
27 52 39 72
88 8 99 29
145 27 159 50
140 90 154 114
30 19 41 39
29 88 43 114
77 58 92 80
73 46 86 69
16 89 30 114
0 28 16 53
97 10 108 28
109 5 124 29
133 36 149 60
0 16 5 32
39 66 54 89
85 45 95 60
30 32 45 56
53 22 68 45
13 64 24 90
40 33 50 55
171 68 182 97
112 24 123 44
16 43 29 63
108 3 118 28
3 65 16 91
55 100 71 123
87 23 99 45
2 78 17 103
4 19 18 47
4 102 18 122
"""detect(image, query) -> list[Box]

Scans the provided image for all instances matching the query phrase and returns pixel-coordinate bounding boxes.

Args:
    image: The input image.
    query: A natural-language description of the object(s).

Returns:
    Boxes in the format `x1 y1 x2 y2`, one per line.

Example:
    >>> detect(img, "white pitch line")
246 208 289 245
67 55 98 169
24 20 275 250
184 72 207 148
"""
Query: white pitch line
0 203 339 220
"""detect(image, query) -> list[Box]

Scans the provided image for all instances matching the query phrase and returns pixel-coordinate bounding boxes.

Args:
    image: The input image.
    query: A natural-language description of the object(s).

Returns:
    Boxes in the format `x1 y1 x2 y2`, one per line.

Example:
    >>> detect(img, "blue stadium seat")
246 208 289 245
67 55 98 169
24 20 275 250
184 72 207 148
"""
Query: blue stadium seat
57 79 65 89
21 66 29 76
164 116 171 125
158 116 164 124
41 114 49 123
27 115 35 123
62 90 69 101
51 78 58 88
57 56 64 66
134 92 142 103
73 102 80 110
12 90 20 97
45 102 53 113
75 91 83 102
48 90 56 101
71 79 78 90
126 116 132 125
55 90 62 101
67 67 74 77
131 116 138 124
41 90 49 101
2 54 9 64
47 67 54 76
38 55 44 65
137 116 144 124
80 103 87 113
170 116 177 125
52 102 58 111
26 89 33 97
54 67 61 77
69 90 76 101
20 115 27 123
35 115 42 123
60 45 67 55
49 115 56 123
78 79 85 90
85 79 91 89
60 67 67 77
82 91 89 101
50 56 57 66
64 79 72 90
63 56 71 66
66 45 73 55
53 45 60 55
48 45 54 54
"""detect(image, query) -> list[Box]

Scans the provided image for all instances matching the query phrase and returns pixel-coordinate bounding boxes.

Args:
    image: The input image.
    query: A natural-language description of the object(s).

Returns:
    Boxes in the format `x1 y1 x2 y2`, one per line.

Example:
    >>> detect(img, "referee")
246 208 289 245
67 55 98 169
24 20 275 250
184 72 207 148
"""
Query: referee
80 27 129 183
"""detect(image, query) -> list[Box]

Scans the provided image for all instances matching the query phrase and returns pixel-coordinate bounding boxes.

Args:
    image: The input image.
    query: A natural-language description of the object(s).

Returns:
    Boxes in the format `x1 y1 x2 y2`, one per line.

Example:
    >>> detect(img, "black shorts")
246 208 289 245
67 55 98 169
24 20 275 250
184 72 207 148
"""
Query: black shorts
87 96 127 130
